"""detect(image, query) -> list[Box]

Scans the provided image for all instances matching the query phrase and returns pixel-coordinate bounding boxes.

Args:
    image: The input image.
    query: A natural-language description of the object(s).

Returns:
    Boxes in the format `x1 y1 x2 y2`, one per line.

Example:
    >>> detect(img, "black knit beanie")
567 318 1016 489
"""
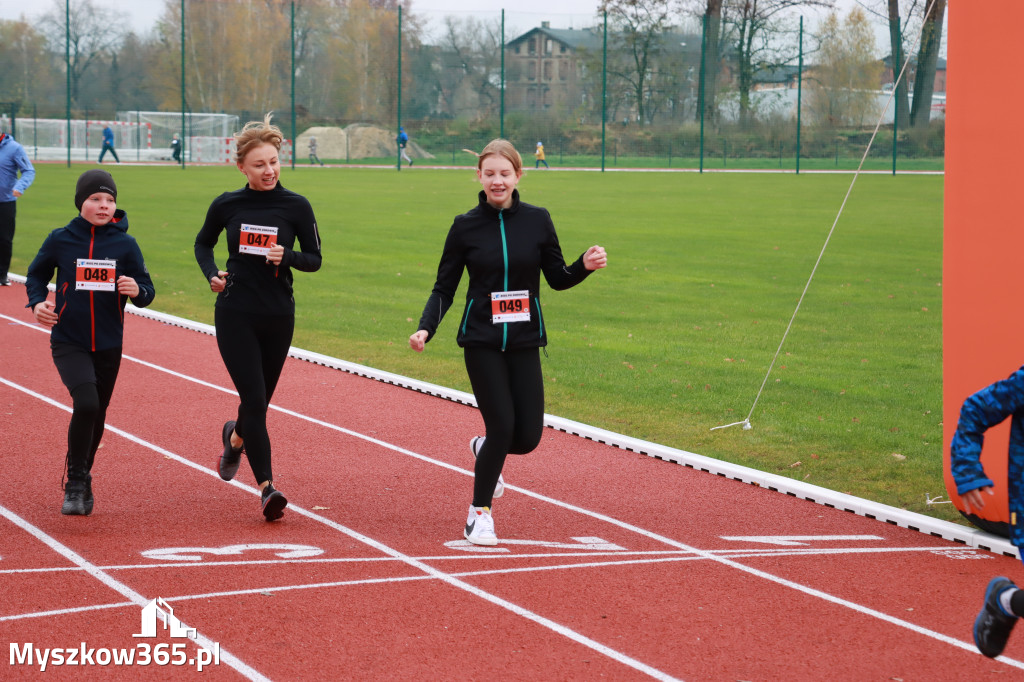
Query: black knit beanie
75 169 117 210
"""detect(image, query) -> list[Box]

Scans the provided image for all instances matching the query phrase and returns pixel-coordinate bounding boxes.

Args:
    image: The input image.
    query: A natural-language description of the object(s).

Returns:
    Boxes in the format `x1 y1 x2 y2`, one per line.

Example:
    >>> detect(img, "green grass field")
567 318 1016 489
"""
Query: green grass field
9 163 949 522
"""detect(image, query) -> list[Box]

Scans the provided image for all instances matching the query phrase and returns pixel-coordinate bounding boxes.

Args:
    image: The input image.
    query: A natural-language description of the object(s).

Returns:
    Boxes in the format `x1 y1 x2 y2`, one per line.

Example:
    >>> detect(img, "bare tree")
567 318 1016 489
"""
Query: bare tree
909 0 944 127
700 0 723 125
432 16 504 119
599 0 681 126
37 0 125 109
726 0 834 126
884 0 911 127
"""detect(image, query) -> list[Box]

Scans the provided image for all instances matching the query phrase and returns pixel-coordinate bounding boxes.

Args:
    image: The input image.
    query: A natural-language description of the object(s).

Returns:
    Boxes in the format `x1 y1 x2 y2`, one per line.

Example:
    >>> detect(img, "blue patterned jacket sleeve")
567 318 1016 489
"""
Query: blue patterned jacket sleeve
949 366 1024 494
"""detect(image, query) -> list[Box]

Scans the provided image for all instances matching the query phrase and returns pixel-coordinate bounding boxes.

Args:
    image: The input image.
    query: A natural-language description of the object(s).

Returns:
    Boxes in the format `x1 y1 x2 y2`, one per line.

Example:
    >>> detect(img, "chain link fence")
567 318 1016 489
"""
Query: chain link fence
1 3 943 171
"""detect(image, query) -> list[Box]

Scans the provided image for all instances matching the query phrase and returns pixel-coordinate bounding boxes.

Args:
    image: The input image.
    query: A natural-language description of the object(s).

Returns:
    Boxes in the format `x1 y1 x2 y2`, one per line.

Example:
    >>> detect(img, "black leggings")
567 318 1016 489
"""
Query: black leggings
51 342 122 484
0 200 15 278
215 307 294 484
464 347 544 507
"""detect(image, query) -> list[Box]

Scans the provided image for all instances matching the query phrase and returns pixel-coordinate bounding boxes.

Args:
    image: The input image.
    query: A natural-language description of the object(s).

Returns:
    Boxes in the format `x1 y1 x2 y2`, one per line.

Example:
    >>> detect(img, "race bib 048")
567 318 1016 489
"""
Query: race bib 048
75 259 116 291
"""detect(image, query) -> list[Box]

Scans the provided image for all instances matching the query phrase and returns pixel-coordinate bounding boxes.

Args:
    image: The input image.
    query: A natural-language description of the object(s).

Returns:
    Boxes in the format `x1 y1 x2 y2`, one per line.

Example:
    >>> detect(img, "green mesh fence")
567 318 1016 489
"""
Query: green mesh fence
1 2 943 171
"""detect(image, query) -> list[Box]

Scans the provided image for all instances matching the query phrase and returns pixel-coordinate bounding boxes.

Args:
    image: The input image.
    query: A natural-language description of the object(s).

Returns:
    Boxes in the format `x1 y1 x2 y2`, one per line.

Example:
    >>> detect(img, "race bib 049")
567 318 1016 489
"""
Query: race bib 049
75 259 116 291
491 289 531 324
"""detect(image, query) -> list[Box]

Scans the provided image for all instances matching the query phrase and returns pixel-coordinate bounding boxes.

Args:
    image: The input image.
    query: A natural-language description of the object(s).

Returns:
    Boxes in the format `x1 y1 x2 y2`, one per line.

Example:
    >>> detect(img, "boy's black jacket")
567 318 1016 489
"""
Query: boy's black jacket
25 210 155 351
417 189 591 351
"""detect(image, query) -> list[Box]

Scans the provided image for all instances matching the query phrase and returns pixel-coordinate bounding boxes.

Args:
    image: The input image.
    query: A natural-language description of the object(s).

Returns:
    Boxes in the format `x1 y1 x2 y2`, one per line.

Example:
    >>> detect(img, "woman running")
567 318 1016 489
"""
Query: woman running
409 138 607 546
195 113 323 521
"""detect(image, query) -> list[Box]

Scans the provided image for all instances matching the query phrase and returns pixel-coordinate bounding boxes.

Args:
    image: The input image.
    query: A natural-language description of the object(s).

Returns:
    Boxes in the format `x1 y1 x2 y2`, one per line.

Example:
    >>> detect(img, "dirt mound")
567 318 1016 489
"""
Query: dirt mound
295 124 432 161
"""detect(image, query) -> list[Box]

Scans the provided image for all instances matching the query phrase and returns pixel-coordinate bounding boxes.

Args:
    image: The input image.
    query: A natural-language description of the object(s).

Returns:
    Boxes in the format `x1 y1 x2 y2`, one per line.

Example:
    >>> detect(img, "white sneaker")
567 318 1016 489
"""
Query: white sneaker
464 505 498 546
470 436 504 498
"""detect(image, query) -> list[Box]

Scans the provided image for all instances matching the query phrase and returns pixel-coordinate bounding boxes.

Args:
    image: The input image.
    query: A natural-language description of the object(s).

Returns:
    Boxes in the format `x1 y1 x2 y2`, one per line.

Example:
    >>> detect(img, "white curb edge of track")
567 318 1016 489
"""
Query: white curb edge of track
125 302 1018 560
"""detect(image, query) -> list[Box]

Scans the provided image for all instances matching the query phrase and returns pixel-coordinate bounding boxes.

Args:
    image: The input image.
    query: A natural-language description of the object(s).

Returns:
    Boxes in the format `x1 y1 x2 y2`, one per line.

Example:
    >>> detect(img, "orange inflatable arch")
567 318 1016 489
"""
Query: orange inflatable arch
943 1 1024 534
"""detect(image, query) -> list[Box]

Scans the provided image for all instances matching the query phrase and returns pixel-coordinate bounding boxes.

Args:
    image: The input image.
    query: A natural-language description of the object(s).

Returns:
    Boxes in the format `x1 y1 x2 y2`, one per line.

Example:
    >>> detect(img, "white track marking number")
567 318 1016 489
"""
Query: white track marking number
720 535 885 546
141 544 323 562
445 536 627 554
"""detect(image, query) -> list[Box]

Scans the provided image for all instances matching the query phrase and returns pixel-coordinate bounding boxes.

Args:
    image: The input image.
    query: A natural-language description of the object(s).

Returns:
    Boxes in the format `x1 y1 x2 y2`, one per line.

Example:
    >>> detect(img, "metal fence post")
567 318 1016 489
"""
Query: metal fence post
396 5 402 171
698 12 707 174
601 11 607 172
796 16 803 174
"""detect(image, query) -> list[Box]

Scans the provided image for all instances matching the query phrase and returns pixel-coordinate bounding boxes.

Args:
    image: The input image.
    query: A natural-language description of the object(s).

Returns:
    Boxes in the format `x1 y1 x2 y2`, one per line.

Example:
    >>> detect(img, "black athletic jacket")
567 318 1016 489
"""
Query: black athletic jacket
417 189 591 351
25 211 155 352
194 183 322 317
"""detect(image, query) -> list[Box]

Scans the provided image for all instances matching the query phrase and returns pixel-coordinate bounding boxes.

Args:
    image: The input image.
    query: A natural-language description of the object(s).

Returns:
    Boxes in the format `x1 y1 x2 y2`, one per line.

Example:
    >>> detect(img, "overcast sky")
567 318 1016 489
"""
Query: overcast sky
0 0 931 55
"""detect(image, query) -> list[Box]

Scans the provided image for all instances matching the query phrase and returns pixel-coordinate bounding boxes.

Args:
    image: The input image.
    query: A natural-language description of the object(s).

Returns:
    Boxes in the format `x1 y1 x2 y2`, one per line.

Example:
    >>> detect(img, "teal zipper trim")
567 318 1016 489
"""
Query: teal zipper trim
499 210 509 351
534 296 544 339
461 299 474 336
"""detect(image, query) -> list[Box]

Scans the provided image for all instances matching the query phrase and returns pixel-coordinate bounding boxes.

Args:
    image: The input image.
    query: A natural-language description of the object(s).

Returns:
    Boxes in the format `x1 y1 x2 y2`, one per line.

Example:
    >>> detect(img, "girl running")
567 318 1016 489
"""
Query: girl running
409 138 607 546
195 113 322 521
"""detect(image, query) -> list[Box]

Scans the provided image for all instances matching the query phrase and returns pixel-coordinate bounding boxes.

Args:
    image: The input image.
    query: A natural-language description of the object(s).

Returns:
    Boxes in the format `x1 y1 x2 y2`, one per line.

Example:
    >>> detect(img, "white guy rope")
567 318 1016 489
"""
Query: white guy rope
712 0 939 432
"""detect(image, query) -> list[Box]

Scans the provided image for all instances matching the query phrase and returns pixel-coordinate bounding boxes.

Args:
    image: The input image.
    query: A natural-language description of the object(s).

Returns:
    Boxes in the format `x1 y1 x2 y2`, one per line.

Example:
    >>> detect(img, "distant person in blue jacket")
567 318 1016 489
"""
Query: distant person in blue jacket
99 126 120 163
950 366 1024 657
0 130 36 285
25 170 155 516
397 126 412 166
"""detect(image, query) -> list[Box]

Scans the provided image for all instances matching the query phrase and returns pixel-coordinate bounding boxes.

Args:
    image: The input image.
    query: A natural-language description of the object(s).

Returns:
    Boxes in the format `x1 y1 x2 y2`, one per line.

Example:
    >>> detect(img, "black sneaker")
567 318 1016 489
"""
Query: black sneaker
61 481 89 516
0 278 10 286
83 479 94 515
261 483 287 521
975 576 1018 658
218 421 243 481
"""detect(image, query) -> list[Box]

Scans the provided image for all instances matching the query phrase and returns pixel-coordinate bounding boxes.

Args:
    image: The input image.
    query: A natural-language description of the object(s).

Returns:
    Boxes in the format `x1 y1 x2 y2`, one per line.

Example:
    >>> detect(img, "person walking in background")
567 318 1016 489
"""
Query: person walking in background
24 170 156 515
98 126 120 163
195 113 323 522
534 141 549 169
0 130 36 286
409 139 607 546
397 126 412 166
171 134 182 163
308 136 324 166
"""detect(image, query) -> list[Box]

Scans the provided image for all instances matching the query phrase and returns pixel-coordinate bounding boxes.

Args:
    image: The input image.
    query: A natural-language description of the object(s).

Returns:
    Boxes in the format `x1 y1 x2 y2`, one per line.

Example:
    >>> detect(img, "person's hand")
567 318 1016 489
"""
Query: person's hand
117 275 139 298
33 300 57 327
266 244 285 265
962 486 995 514
409 330 429 352
210 270 229 292
583 245 607 271
12 190 22 198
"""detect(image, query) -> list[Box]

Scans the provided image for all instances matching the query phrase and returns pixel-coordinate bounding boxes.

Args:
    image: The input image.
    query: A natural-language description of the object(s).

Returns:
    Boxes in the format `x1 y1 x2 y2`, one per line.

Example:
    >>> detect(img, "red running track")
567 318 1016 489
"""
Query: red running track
1 284 1022 680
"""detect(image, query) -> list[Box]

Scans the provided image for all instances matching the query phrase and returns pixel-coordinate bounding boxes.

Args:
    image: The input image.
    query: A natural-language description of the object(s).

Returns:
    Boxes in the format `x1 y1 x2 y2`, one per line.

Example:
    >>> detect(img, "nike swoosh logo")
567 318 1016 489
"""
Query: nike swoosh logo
465 520 476 536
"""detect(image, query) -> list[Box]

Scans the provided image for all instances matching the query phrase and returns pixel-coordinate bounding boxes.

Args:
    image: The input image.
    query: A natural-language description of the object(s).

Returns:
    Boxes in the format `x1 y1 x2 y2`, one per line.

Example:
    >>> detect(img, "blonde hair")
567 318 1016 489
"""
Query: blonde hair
477 139 522 174
234 112 283 163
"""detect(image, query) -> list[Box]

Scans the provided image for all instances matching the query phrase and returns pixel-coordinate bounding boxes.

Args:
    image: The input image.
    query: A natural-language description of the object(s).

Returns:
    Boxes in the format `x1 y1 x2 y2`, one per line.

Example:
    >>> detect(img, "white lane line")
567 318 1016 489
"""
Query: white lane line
70 353 1020 664
0 503 268 681
0 543 986 578
0 376 681 682
2 321 1014 670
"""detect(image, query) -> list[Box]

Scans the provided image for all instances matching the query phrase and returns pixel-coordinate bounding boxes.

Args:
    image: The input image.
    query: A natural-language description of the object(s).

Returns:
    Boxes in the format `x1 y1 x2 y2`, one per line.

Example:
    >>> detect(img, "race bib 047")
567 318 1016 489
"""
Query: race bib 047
239 224 279 256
